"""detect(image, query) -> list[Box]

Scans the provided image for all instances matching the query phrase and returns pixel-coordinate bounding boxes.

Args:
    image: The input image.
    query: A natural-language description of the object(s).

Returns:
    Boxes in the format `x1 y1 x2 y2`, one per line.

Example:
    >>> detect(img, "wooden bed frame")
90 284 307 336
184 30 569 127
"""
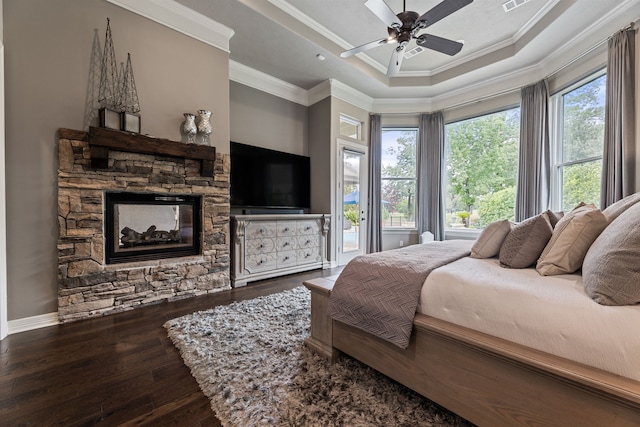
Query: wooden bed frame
304 277 640 426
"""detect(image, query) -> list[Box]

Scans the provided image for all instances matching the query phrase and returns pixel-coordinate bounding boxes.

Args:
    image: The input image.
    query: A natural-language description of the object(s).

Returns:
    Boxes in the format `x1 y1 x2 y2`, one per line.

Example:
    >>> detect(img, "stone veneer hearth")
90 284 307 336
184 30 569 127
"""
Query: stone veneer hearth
57 128 230 322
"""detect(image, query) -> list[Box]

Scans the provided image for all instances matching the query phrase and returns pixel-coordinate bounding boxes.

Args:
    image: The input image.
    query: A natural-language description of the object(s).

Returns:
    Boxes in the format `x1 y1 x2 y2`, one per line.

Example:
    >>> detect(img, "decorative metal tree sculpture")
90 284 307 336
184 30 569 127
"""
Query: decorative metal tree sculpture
83 29 103 130
97 18 119 111
120 53 140 114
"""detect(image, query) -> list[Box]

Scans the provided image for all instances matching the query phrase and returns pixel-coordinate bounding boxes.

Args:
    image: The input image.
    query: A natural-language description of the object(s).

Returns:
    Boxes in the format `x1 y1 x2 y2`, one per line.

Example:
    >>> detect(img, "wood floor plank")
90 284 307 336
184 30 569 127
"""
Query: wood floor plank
0 268 341 425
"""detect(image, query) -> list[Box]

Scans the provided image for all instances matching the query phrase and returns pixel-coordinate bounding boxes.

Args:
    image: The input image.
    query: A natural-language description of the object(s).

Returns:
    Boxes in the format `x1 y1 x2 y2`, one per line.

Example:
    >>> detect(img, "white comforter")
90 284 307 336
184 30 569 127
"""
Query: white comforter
418 256 640 381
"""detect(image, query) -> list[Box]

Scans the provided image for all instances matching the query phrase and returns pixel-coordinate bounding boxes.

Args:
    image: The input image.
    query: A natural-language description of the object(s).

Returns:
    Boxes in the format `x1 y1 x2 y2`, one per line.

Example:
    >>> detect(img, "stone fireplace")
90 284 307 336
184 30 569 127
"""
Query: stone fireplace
57 127 230 323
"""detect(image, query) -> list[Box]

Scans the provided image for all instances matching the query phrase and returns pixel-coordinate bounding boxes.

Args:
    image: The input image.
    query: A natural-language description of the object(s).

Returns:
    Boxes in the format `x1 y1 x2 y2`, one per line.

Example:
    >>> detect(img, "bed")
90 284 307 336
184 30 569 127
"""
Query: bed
304 195 640 426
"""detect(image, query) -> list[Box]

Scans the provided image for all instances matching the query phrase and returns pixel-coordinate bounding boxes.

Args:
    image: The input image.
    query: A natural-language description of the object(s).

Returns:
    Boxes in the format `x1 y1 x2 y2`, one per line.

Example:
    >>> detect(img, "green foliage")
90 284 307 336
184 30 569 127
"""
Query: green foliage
445 109 519 228
381 130 417 223
343 208 359 226
477 186 516 227
562 160 602 211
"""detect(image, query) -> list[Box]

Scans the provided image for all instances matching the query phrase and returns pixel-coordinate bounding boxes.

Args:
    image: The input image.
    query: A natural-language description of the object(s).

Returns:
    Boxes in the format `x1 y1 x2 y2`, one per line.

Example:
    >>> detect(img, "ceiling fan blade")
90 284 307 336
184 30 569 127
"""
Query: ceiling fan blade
416 33 464 56
387 46 405 77
341 37 396 58
417 0 473 29
365 0 402 28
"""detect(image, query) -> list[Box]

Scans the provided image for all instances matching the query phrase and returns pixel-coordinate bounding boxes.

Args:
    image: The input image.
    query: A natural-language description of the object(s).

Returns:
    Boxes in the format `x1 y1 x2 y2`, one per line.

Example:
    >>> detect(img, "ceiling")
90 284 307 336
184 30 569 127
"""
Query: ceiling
176 0 639 103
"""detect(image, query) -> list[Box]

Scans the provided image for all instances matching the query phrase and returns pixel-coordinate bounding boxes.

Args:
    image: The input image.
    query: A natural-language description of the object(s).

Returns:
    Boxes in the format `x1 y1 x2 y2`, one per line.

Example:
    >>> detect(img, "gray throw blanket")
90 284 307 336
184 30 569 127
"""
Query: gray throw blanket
327 240 472 349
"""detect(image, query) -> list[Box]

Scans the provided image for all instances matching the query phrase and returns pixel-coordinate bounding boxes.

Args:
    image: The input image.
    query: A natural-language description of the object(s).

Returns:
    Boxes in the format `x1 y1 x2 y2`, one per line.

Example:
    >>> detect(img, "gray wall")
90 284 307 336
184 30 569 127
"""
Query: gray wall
230 82 308 155
4 0 230 320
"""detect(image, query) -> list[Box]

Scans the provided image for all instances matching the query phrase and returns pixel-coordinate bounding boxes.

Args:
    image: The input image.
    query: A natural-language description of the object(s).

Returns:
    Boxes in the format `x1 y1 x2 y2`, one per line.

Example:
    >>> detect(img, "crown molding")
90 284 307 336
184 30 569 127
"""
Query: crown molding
229 60 308 106
106 0 234 52
308 79 374 111
372 98 432 114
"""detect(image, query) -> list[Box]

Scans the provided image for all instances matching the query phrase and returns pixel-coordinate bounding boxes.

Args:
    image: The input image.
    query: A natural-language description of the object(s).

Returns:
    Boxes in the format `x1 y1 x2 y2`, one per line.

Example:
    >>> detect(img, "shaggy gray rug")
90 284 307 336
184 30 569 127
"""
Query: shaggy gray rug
164 287 474 426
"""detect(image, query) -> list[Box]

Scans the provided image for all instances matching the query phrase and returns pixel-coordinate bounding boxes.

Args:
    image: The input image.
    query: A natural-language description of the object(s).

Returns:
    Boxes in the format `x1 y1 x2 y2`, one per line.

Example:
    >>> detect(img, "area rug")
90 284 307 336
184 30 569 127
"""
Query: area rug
164 287 474 426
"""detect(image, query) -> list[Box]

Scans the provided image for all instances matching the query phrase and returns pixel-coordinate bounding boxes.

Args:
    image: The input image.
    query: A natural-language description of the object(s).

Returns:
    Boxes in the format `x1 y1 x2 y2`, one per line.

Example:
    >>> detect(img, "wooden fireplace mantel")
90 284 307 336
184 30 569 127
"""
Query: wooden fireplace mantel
58 127 217 177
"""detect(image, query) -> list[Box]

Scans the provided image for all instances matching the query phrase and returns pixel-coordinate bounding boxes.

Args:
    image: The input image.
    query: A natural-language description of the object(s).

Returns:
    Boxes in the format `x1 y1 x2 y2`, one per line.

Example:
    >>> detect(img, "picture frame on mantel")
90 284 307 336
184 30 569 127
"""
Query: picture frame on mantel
99 108 121 130
121 112 141 133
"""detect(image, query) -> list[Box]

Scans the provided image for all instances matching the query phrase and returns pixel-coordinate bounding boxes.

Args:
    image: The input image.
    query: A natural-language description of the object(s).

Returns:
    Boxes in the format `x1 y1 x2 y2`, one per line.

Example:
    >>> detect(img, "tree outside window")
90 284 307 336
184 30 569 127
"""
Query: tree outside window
381 129 417 228
556 73 606 212
445 108 520 229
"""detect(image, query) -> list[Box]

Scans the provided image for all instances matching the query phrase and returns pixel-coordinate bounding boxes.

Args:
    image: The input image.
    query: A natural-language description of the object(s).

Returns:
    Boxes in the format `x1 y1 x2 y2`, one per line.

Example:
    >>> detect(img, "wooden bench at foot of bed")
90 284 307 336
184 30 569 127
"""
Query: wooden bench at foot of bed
303 277 640 427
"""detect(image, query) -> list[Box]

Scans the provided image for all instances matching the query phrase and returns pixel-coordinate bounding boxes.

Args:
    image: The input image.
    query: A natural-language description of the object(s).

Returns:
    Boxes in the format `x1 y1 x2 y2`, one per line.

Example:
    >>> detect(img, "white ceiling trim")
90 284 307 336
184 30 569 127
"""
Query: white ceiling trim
308 79 374 111
537 0 637 75
106 0 234 52
229 60 309 106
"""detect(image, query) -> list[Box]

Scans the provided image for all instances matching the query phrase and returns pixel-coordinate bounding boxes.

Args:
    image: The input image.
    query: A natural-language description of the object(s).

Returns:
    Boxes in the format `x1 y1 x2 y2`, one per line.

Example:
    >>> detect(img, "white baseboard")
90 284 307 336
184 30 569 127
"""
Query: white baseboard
8 312 59 335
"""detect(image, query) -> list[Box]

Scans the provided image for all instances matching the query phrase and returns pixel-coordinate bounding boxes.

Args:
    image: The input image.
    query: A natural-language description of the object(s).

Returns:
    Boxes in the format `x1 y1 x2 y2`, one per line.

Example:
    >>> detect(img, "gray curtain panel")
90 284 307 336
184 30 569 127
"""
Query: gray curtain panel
601 27 636 208
418 112 445 241
367 114 383 253
515 79 550 221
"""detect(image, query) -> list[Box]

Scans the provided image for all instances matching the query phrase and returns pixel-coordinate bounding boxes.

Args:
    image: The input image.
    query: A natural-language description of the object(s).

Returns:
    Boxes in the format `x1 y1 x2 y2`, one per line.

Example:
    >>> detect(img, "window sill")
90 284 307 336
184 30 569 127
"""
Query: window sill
445 228 480 240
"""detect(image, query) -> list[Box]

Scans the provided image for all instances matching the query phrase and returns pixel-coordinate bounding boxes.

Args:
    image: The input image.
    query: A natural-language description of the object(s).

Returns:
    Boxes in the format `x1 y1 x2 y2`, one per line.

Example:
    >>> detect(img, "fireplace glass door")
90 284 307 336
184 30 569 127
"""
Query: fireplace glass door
105 192 201 264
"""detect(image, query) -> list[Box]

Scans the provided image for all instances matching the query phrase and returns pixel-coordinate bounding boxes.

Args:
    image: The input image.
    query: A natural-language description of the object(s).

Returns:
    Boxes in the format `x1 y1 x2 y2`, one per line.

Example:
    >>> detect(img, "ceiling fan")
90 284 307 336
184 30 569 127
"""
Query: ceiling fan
341 0 473 77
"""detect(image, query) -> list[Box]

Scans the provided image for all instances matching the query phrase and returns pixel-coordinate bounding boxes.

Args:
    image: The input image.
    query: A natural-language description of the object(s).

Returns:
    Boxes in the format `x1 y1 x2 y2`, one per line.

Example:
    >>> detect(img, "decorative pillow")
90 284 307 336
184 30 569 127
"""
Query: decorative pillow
545 210 564 228
583 202 640 306
602 192 640 223
470 220 511 259
536 203 608 275
499 212 553 268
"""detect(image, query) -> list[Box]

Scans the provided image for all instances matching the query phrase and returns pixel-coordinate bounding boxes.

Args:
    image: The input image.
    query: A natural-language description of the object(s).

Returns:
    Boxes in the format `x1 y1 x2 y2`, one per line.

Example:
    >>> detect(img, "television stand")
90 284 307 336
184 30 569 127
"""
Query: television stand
230 214 331 287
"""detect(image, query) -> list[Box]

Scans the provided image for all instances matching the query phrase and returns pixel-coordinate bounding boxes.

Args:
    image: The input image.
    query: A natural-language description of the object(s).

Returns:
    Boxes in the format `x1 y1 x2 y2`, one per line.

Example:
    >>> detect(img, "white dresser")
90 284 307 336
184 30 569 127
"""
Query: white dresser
230 214 331 287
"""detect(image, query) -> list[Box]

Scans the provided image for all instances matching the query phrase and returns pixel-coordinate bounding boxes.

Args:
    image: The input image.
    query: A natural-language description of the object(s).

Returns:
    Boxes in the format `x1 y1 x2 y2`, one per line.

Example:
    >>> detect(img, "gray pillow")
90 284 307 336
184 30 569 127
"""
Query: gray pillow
583 202 640 305
470 219 511 259
602 192 640 223
499 212 553 269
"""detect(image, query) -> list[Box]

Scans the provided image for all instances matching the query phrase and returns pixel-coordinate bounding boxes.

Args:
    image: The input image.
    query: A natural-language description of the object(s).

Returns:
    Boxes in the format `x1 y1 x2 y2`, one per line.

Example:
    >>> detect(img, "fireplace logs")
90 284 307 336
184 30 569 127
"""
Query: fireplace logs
121 225 181 247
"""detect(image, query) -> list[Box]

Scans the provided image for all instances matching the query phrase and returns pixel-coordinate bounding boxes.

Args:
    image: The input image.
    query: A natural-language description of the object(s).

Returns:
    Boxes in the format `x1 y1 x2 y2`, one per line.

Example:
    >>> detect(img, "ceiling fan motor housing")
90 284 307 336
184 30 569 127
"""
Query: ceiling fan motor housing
387 10 419 45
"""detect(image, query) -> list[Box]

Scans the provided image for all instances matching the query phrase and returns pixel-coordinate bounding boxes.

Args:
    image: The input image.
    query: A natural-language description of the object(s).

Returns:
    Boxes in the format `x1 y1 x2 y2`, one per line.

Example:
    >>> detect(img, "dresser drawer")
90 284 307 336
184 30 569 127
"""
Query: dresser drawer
277 221 297 237
246 253 277 273
277 250 297 268
297 220 320 235
276 236 298 251
246 221 276 239
297 234 319 249
246 238 275 255
297 247 321 265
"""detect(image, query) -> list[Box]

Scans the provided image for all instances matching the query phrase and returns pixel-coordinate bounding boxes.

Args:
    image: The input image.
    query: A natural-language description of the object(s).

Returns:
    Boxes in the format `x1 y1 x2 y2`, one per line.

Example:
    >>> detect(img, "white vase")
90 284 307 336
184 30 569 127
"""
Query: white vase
196 110 212 145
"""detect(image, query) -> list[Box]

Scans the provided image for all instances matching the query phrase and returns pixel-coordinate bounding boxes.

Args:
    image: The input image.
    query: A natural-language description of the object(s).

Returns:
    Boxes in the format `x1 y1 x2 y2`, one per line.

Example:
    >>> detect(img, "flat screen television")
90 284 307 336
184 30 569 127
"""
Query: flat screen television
230 141 311 213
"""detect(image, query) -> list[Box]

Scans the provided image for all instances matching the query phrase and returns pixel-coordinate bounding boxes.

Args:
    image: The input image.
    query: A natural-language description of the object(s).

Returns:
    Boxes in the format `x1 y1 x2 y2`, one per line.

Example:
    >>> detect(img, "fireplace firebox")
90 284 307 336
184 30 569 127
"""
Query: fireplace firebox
105 192 201 264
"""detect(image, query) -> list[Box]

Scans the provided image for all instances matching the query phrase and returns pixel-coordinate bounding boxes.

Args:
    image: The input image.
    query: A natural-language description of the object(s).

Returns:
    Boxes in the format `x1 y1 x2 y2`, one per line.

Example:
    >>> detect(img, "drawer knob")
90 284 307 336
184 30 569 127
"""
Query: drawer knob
284 227 290 232
259 244 263 249
259 228 266 234
284 242 289 246
305 226 311 230
284 256 289 261
306 240 311 245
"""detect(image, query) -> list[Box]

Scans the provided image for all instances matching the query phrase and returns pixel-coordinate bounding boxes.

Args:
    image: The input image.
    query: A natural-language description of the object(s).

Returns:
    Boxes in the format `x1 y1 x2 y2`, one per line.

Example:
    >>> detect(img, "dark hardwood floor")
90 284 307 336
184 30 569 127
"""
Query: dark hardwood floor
0 267 342 426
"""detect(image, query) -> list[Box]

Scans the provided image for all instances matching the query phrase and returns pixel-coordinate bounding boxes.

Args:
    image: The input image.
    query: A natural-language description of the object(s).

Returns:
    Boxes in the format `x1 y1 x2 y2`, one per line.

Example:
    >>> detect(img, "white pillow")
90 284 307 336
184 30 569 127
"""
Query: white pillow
470 220 511 259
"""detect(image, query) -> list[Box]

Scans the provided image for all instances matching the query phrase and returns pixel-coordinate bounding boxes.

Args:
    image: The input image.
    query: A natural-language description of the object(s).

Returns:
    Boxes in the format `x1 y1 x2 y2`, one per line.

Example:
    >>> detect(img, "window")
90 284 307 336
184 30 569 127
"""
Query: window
444 108 520 229
552 73 606 212
381 128 417 228
340 114 362 140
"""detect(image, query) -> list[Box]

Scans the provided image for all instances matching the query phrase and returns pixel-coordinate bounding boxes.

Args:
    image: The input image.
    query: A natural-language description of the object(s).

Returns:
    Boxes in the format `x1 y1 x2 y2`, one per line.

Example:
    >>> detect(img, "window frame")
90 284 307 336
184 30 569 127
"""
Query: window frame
339 114 362 140
443 106 521 237
549 68 606 211
380 126 418 230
